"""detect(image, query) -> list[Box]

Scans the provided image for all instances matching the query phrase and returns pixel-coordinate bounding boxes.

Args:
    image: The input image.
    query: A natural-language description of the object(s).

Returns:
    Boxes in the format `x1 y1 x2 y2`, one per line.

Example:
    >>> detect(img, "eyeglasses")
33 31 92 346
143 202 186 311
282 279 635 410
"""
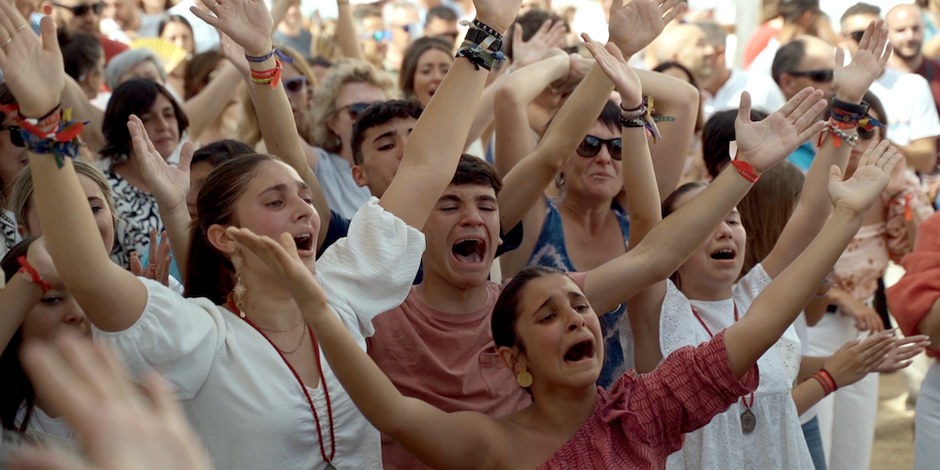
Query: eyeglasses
360 30 392 42
337 102 372 120
0 124 24 148
787 69 834 83
849 30 866 43
283 76 307 94
577 136 622 160
51 2 105 16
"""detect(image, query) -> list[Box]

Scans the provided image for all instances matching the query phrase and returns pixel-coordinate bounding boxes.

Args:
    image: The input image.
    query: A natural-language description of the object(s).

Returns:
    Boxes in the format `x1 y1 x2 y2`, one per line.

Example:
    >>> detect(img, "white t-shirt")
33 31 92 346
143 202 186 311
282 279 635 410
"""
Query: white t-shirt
747 37 780 79
703 68 787 120
622 265 812 470
94 198 426 470
313 147 373 220
870 67 940 146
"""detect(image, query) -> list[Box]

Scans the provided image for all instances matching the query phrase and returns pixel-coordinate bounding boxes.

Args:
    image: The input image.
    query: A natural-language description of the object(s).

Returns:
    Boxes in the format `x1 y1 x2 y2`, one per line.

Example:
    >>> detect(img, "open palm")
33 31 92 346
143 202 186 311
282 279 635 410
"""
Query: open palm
609 0 686 57
734 88 828 173
130 116 192 211
191 0 273 56
0 3 63 117
583 34 642 107
835 19 892 103
226 227 325 306
828 140 900 215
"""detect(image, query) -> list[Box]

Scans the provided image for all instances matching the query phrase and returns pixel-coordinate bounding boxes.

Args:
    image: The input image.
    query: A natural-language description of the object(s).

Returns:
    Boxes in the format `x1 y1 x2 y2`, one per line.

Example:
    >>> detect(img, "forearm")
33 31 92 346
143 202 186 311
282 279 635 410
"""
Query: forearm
465 78 502 150
791 379 828 416
497 64 613 229
493 55 568 175
626 288 666 374
919 297 940 350
270 0 290 31
925 34 940 59
897 139 937 173
158 203 192 282
61 77 105 153
725 208 865 377
336 0 363 61
805 293 829 326
622 123 661 244
28 153 146 331
635 70 699 200
182 63 244 140
0 276 40 351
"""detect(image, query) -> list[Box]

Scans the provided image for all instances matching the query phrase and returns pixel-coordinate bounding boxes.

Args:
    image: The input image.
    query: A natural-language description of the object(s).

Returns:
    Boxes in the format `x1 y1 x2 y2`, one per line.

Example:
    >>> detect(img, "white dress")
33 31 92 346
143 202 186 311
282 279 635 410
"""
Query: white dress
622 265 812 470
94 198 425 470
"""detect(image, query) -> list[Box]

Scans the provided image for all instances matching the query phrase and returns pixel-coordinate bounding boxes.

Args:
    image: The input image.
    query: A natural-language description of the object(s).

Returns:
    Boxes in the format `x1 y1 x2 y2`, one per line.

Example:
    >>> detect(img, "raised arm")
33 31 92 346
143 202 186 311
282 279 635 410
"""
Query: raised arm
496 60 613 230
229 228 500 470
335 0 364 61
724 143 902 377
761 20 892 279
180 60 245 141
0 8 148 332
61 75 105 153
584 88 828 316
0 240 53 351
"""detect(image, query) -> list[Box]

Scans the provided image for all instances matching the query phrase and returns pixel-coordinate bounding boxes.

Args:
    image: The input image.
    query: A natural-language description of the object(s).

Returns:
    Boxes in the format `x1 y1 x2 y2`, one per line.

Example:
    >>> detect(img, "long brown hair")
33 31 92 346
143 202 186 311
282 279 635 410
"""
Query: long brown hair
737 162 805 276
185 153 279 304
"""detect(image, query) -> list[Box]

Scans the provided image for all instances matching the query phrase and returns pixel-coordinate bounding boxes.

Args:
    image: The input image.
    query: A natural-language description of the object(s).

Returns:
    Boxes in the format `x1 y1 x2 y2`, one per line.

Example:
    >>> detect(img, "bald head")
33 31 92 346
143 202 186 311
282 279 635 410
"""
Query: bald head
886 4 925 60
773 35 836 100
654 24 718 80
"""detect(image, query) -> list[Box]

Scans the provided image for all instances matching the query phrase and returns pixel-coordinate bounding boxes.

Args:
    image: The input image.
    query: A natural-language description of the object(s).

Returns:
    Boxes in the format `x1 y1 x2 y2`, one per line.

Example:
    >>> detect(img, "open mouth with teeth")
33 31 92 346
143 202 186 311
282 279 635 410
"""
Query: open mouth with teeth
564 339 595 365
710 248 735 261
452 238 486 264
294 233 314 252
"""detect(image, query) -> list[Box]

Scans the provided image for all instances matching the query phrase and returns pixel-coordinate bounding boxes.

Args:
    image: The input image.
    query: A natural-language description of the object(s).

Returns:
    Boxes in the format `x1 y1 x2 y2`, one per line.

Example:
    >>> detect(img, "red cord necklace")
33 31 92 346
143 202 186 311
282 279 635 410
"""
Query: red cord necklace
227 296 336 464
690 303 757 435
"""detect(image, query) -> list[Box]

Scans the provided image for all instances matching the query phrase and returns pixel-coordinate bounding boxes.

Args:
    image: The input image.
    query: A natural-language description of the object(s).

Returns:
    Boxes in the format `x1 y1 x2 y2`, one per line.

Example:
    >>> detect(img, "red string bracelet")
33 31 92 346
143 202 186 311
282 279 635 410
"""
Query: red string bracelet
250 59 283 89
16 256 51 295
811 369 838 396
732 159 760 183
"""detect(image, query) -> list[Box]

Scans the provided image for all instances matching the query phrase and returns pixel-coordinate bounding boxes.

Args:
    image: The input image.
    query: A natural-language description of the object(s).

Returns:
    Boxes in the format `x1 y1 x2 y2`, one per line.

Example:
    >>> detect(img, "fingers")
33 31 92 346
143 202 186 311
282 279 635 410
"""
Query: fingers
20 338 95 425
788 88 826 129
857 19 876 51
531 19 553 42
545 22 567 48
610 0 623 14
0 0 20 37
776 87 814 119
129 252 143 275
880 41 893 67
662 0 686 24
835 48 845 73
796 120 829 146
857 139 883 169
828 164 844 185
190 5 221 28
736 91 753 125
149 227 159 263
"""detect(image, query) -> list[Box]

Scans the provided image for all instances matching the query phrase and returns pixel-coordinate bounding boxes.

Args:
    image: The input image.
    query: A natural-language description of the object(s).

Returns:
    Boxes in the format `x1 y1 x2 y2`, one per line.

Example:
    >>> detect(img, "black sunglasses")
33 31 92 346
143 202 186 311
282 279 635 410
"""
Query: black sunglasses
338 102 371 120
283 76 307 94
1 125 23 148
788 69 834 83
577 136 622 161
52 2 105 16
849 30 866 43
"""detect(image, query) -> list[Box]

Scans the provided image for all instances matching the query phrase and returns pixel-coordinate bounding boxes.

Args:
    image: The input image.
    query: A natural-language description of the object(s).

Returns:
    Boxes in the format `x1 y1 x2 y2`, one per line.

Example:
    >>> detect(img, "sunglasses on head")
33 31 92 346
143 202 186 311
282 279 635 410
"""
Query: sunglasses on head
577 136 622 161
1 124 23 148
283 76 307 93
339 102 372 120
788 69 834 83
849 30 866 43
52 1 105 16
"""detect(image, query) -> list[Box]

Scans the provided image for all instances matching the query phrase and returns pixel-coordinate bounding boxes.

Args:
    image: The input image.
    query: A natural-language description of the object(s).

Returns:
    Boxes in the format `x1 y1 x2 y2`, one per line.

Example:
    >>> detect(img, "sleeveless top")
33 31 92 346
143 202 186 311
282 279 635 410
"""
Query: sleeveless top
527 197 630 389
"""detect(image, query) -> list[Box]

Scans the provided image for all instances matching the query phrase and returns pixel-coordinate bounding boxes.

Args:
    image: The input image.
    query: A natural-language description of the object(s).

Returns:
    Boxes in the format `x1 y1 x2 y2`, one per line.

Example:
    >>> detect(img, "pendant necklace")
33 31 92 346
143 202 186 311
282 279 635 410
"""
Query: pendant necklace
227 296 337 464
690 303 757 435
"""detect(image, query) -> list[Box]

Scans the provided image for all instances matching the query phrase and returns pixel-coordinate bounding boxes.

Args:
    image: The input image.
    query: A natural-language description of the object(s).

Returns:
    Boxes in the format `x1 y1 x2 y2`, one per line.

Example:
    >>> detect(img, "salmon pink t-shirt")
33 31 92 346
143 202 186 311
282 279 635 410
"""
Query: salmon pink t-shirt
367 282 533 470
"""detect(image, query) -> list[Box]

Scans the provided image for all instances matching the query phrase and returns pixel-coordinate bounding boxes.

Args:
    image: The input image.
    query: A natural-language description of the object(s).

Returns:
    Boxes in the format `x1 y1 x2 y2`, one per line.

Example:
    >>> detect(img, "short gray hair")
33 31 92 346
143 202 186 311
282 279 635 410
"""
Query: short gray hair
105 48 168 91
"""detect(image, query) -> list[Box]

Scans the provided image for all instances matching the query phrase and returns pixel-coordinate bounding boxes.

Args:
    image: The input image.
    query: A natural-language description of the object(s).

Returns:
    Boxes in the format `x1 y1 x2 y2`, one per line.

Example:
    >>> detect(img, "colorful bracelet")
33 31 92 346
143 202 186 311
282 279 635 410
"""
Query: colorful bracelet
245 47 293 64
456 42 506 71
250 59 284 88
458 18 503 42
0 104 85 168
17 256 51 295
732 159 760 183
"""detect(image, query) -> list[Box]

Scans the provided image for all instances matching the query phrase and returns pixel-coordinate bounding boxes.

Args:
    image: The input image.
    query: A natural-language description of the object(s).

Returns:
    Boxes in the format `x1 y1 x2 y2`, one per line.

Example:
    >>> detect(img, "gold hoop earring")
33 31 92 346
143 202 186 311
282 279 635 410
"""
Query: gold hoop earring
231 250 246 317
516 366 533 388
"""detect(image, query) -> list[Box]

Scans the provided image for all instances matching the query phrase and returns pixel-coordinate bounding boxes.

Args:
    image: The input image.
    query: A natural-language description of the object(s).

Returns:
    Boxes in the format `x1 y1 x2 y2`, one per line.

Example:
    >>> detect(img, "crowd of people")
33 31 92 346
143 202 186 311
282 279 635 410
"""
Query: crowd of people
0 0 939 469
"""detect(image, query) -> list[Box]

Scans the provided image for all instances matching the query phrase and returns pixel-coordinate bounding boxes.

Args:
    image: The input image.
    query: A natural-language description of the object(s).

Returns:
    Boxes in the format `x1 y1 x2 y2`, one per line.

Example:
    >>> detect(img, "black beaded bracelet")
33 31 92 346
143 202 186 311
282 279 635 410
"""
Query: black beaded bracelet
470 18 502 41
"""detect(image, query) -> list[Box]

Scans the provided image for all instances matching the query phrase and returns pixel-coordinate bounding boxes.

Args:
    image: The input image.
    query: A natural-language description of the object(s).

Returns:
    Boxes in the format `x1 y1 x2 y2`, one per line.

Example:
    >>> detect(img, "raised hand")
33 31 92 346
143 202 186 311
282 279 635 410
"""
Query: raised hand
511 19 568 69
734 87 829 173
582 33 642 108
0 2 62 117
608 0 686 57
11 334 216 470
219 31 250 76
835 19 892 104
823 331 895 388
190 0 273 56
875 334 931 372
471 0 524 34
130 229 172 287
225 227 327 308
828 139 902 215
131 116 194 213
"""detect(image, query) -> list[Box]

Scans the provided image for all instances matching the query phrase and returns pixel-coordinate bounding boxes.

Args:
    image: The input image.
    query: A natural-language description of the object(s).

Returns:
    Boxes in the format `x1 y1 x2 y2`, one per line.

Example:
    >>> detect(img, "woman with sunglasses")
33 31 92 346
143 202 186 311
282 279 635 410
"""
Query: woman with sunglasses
308 58 395 219
622 23 903 470
494 32 700 389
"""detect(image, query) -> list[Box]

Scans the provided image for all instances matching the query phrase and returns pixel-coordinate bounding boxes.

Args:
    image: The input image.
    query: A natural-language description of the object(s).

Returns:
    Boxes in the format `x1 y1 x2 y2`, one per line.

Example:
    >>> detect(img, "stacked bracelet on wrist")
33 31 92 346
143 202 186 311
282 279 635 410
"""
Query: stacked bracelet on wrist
455 19 505 71
17 256 51 295
618 96 674 143
0 104 85 168
817 98 884 148
246 47 293 89
811 369 838 396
